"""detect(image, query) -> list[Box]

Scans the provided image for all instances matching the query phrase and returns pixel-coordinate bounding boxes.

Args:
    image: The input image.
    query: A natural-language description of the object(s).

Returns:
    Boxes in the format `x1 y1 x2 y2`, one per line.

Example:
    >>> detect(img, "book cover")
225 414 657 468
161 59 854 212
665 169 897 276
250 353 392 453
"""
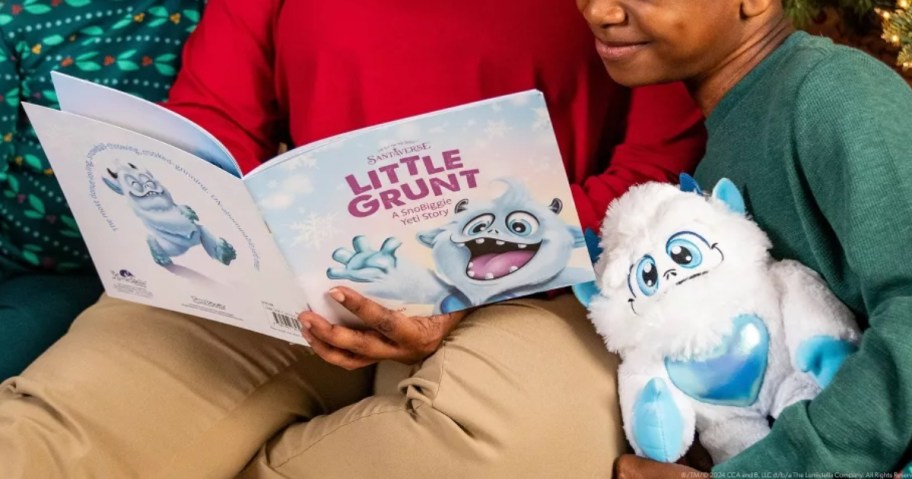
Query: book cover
244 91 595 322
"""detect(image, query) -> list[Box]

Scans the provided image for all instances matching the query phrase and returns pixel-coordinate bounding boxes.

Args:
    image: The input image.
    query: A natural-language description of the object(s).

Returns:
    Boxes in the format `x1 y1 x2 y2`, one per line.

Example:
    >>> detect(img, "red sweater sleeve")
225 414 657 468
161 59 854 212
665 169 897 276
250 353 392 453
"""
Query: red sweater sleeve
165 0 285 172
571 82 706 232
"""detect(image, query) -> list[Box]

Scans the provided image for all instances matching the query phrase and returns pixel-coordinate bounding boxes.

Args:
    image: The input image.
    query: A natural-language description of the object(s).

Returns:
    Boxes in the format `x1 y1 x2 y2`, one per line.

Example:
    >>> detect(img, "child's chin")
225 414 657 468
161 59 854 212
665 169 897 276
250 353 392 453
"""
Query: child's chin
603 67 669 88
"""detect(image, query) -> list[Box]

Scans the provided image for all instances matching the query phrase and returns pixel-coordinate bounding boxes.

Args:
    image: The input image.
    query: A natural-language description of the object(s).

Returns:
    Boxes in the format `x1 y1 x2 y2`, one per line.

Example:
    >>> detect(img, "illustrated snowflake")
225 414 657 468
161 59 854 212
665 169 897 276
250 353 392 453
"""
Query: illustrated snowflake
485 119 511 138
289 213 338 248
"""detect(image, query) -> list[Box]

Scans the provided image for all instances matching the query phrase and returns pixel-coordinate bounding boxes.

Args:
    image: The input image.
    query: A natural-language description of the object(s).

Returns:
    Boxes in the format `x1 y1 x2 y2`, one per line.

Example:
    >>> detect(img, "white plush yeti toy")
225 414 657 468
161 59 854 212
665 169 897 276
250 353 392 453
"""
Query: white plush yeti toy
574 176 861 465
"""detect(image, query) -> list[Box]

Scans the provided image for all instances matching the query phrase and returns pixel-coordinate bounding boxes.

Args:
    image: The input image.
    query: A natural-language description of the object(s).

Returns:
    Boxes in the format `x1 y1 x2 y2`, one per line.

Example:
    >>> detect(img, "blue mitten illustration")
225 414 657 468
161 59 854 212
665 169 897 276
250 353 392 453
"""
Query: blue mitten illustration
327 236 402 283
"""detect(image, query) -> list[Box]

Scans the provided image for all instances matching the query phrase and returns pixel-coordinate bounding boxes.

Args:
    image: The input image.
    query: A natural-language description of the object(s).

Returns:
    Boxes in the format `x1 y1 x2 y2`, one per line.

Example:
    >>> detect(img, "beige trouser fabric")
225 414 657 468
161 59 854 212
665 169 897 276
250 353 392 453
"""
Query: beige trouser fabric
0 293 624 479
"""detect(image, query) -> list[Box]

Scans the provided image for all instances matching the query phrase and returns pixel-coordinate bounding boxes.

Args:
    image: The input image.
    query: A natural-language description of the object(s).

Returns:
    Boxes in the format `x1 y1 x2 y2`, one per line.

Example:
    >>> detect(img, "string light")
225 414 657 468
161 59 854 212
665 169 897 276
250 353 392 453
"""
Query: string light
784 0 911 74
879 0 912 70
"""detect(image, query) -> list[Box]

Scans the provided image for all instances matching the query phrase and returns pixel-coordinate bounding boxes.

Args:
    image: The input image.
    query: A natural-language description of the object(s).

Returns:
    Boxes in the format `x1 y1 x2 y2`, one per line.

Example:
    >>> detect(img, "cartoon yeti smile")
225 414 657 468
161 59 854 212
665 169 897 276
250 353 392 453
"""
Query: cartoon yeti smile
134 190 164 198
464 236 542 280
457 209 547 281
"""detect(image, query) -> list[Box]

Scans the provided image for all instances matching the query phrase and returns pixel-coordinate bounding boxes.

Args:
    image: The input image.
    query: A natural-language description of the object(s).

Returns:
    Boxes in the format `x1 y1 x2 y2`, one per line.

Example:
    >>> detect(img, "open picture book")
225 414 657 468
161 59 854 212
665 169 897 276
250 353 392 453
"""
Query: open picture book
23 72 595 344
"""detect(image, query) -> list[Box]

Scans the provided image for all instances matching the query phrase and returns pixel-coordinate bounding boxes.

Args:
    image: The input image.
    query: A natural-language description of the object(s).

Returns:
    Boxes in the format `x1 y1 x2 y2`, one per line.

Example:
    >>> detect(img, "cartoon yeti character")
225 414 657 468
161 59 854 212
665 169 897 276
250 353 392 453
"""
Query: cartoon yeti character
575 176 861 464
103 161 237 267
327 179 590 313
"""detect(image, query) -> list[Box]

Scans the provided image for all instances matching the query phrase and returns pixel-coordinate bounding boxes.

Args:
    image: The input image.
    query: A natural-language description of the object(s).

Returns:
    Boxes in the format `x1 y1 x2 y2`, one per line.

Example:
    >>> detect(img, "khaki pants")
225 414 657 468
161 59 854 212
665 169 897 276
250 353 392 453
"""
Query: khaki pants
0 293 624 478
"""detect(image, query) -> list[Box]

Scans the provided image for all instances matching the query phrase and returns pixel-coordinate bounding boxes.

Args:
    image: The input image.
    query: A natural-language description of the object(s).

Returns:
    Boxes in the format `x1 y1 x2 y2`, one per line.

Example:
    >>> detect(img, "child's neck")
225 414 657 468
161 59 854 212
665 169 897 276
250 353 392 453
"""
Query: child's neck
689 17 795 117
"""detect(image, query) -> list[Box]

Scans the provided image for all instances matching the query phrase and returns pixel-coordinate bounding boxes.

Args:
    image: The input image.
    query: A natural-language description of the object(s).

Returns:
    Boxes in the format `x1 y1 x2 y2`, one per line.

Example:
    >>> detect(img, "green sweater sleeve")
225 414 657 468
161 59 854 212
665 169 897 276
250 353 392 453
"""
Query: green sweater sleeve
715 52 912 474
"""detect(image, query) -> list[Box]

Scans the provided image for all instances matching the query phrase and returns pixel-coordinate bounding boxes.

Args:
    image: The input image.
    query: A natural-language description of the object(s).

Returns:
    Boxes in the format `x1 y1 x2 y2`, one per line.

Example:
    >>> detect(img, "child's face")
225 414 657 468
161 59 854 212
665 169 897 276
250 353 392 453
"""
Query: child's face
576 0 743 87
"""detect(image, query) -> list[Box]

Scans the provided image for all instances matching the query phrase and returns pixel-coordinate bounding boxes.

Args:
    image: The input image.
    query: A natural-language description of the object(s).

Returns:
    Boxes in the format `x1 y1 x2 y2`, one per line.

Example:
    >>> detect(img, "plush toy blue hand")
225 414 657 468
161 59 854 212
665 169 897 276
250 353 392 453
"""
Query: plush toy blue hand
633 378 685 463
796 335 858 388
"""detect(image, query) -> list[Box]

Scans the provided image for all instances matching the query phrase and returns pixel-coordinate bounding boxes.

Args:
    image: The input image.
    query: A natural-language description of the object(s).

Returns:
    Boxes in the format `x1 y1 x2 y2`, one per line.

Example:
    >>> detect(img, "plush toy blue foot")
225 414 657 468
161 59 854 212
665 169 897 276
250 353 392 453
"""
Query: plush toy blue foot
633 378 685 462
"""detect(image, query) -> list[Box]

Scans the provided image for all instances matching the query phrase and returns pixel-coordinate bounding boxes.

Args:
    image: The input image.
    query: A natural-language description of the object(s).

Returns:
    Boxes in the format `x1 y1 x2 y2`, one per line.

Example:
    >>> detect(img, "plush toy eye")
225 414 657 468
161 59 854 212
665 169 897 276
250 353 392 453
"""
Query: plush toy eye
666 238 702 268
635 256 659 296
463 214 495 236
506 211 539 237
665 234 706 269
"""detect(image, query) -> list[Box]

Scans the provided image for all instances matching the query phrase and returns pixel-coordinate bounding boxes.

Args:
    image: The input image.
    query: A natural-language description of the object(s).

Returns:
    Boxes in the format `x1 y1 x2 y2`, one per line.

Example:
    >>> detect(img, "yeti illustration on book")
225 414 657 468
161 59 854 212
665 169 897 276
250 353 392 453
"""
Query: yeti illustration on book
103 161 237 268
327 179 590 313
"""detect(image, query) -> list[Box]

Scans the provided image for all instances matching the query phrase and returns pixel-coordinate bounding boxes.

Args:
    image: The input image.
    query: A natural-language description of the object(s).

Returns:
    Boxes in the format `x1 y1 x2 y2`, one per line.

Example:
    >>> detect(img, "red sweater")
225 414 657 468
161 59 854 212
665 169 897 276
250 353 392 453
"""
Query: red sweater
166 0 705 232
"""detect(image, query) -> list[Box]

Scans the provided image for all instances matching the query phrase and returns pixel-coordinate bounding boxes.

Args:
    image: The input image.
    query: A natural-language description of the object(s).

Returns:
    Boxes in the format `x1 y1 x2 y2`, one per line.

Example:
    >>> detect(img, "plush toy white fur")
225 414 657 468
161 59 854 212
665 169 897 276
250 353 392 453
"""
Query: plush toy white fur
579 177 861 465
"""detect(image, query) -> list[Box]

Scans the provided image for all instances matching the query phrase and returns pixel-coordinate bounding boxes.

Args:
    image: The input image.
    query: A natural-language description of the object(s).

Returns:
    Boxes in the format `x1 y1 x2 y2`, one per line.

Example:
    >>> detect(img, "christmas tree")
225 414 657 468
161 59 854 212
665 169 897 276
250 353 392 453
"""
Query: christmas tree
877 0 912 70
784 0 912 71
784 0 893 26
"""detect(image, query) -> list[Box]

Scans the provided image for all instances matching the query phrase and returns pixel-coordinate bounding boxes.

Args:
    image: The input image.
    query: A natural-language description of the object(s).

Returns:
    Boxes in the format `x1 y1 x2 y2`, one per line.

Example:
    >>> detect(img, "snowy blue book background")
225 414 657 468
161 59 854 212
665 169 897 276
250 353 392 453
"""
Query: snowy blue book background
24 73 594 343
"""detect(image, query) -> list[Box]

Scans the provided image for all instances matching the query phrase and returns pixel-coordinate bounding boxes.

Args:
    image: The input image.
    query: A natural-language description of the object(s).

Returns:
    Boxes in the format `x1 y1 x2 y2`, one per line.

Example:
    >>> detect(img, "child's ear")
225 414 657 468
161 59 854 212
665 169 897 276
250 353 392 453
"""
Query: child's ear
740 0 776 18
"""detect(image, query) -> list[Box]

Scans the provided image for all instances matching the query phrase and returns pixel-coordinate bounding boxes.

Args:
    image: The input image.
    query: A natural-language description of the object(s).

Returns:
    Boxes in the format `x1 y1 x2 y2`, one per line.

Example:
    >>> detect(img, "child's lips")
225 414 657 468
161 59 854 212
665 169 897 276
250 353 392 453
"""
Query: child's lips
595 39 649 61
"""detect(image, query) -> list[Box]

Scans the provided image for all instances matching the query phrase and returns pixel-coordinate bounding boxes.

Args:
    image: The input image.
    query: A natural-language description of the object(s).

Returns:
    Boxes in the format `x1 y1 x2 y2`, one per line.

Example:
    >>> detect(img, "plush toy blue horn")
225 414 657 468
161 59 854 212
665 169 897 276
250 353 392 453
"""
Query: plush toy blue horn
710 178 746 215
679 172 703 194
681 172 746 216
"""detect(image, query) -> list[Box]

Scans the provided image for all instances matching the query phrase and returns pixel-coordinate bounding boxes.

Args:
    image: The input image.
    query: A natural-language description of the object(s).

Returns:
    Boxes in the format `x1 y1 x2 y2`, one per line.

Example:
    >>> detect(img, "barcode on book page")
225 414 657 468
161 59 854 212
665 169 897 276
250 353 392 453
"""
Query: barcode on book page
271 311 301 331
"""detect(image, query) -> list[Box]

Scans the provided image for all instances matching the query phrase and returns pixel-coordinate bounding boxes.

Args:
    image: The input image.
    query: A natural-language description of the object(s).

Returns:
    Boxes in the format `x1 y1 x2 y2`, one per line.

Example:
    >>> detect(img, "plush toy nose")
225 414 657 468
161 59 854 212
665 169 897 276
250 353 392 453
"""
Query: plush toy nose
663 269 677 280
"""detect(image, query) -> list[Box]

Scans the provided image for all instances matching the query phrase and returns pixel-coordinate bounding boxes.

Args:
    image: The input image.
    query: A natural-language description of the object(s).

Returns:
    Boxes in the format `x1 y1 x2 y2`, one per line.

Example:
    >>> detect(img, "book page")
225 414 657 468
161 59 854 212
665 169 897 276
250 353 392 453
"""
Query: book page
24 103 308 343
51 72 241 177
243 90 595 325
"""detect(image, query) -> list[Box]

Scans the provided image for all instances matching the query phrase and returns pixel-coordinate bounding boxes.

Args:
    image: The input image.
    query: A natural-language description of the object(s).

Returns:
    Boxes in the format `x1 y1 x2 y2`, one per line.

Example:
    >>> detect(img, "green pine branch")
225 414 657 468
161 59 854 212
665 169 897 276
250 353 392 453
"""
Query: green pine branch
878 0 912 68
783 0 894 26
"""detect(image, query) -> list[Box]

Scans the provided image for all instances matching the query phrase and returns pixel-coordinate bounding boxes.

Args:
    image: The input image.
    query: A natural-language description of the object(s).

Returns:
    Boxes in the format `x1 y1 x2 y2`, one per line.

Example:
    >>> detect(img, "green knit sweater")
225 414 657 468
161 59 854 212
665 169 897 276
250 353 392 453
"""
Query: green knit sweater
0 0 203 274
698 32 912 475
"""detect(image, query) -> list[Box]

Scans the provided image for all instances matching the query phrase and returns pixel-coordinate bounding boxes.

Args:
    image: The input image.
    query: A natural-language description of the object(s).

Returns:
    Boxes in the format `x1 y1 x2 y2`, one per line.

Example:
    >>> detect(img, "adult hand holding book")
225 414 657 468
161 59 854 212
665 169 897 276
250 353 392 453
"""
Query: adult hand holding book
300 286 471 369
